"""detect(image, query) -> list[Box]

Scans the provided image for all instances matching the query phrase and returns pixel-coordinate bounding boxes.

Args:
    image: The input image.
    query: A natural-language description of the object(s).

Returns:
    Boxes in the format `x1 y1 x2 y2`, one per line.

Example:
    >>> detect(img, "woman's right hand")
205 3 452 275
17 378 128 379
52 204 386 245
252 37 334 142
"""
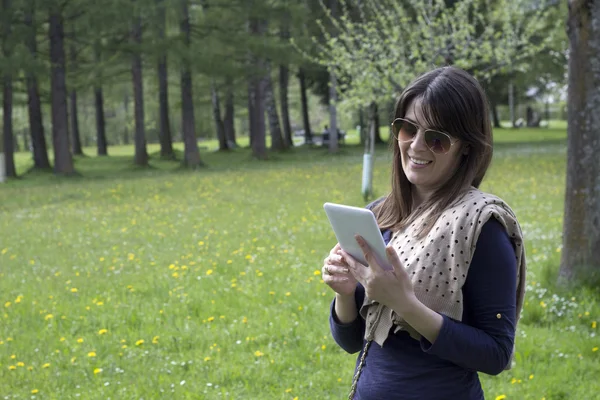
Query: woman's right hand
322 243 358 296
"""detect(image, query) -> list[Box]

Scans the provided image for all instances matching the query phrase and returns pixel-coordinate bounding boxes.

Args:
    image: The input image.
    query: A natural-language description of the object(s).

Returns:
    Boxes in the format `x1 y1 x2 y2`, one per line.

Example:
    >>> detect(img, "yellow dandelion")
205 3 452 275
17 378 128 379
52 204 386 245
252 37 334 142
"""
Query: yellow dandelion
6 337 12 341
206 269 213 275
529 374 534 380
285 292 291 296
592 347 598 352
207 317 215 322
152 336 159 344
204 356 211 362
44 314 53 320
4 301 11 308
314 270 321 275
269 291 275 295
17 362 24 367
60 337 65 342
495 396 507 400
71 357 76 363
42 363 50 369
511 378 517 384
70 288 78 293
285 388 292 393
254 350 264 357
98 329 108 335
77 338 84 343
27 366 33 371
96 301 104 306
88 351 96 357
1 248 7 254
585 311 590 316
136 339 144 346
321 345 326 350
539 301 546 308
122 345 127 349
593 321 597 329
293 397 298 400
93 368 102 375
8 365 16 370
10 354 16 359
31 389 39 394
227 260 233 264
242 316 248 324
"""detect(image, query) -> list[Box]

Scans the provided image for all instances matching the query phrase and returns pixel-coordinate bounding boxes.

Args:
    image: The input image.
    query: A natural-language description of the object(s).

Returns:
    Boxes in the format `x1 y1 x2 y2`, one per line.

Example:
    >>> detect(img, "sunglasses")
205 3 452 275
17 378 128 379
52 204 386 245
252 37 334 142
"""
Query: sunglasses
391 118 458 154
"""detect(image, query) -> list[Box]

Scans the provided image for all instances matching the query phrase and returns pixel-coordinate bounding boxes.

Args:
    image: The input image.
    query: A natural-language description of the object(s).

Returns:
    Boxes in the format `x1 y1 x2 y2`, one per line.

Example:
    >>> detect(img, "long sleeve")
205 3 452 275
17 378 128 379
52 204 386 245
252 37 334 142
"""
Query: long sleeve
329 284 367 354
420 218 518 375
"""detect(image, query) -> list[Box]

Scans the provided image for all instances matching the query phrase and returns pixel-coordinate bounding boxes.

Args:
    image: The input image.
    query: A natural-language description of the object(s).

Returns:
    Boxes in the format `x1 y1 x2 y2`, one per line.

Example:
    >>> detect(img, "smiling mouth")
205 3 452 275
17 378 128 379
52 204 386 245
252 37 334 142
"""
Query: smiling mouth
409 156 432 165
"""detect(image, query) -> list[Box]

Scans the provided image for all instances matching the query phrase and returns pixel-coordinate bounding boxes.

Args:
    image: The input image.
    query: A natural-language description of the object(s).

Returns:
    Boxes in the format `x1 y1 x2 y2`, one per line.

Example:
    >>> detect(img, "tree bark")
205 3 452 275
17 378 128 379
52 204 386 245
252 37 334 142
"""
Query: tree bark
93 42 108 155
25 0 50 169
131 13 148 167
156 0 174 160
223 79 237 148
248 18 267 159
2 77 16 178
180 0 202 167
491 99 501 129
211 80 228 151
95 87 108 155
298 67 313 145
49 9 75 175
1 0 16 178
370 102 383 144
123 92 130 145
279 64 293 147
559 0 600 282
264 63 285 151
69 44 84 156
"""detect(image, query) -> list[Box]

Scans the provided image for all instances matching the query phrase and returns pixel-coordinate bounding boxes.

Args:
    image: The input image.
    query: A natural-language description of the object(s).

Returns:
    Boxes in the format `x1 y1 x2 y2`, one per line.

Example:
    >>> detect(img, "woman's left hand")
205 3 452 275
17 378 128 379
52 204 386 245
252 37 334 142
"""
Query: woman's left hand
339 235 417 316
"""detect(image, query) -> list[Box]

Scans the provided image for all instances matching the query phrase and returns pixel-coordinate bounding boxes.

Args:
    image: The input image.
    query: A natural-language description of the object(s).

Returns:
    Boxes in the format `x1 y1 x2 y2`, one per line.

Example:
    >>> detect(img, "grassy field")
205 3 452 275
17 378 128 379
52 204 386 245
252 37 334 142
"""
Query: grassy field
1 124 599 399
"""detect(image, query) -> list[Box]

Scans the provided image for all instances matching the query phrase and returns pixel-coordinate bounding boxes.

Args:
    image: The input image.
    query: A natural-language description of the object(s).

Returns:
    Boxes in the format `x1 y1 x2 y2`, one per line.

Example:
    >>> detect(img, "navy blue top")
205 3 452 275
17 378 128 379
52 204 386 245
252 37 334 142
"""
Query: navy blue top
329 216 518 400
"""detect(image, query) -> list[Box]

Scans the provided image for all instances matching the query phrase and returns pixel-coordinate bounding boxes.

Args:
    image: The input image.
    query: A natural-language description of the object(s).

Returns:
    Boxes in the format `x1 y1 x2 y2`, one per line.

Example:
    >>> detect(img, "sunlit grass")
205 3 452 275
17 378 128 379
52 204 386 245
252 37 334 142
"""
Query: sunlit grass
2 124 599 399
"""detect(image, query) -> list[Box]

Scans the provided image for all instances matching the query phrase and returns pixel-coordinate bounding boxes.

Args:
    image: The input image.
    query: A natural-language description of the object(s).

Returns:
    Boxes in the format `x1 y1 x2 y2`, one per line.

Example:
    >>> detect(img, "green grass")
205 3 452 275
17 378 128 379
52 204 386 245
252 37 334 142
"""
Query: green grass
1 125 600 399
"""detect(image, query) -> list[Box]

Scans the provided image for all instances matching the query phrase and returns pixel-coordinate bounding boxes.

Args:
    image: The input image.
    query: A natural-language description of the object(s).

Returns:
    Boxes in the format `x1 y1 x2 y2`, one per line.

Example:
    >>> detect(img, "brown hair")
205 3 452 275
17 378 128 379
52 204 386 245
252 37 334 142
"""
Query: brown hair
373 66 493 239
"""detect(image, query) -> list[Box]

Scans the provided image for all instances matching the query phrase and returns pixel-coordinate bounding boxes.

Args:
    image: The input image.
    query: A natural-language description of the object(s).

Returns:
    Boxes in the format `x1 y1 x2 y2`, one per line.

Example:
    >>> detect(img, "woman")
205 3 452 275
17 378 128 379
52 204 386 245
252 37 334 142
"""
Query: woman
322 66 526 400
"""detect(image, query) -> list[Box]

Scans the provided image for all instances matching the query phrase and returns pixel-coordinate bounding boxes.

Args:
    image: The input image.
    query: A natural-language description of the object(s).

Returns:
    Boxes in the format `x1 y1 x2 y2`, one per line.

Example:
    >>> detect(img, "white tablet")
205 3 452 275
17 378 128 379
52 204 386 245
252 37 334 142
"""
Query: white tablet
323 202 393 270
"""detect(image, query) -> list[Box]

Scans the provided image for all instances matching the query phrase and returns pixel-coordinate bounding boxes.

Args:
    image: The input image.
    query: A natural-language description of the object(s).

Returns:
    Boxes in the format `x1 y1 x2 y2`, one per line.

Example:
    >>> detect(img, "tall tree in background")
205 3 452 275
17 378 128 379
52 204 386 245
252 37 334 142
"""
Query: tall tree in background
211 80 228 151
94 41 108 156
156 0 175 160
279 19 293 147
1 0 16 178
298 67 313 144
69 43 84 156
223 78 237 148
264 61 286 151
247 16 267 159
131 5 149 167
559 0 600 282
24 0 50 169
179 0 203 167
49 3 75 175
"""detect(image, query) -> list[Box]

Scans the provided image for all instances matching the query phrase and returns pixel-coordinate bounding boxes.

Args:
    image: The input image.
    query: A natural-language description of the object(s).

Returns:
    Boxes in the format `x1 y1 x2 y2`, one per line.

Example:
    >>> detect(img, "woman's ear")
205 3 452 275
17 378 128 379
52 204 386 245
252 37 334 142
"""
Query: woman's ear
462 144 471 156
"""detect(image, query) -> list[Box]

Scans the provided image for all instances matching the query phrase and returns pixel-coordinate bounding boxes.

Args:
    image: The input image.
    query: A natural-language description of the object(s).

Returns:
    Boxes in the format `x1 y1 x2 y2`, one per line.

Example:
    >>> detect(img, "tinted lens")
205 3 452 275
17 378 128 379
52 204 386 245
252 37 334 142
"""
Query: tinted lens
392 119 418 141
424 130 452 154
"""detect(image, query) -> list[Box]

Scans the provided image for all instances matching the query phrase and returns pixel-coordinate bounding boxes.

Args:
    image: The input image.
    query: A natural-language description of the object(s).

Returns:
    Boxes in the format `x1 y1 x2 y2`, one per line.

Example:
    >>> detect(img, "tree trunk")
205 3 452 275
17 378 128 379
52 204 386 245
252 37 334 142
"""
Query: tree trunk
328 69 339 152
370 102 383 144
49 10 75 175
94 42 108 155
558 0 600 282
223 79 237 148
2 76 16 178
180 0 202 167
69 44 84 156
131 13 148 167
298 67 313 145
123 92 130 145
156 0 174 160
248 19 267 159
95 87 108 155
211 80 228 151
1 0 16 178
264 63 285 151
279 64 293 147
25 0 50 170
491 99 501 128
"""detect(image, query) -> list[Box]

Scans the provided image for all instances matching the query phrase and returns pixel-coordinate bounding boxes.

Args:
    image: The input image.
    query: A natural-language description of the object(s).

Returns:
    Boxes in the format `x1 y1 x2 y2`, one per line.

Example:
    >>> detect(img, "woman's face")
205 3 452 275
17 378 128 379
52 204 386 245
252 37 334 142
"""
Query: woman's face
398 100 467 197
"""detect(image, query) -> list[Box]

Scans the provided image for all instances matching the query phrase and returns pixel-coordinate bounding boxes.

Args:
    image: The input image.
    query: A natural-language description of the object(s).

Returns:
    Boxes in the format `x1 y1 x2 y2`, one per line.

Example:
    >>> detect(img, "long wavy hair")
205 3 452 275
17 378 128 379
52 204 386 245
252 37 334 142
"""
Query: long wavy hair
372 66 494 239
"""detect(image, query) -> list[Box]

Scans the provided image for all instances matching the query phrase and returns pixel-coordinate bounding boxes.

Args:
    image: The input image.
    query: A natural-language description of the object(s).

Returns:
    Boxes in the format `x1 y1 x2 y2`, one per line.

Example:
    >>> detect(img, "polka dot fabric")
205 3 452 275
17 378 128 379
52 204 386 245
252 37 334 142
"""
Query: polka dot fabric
359 188 527 362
